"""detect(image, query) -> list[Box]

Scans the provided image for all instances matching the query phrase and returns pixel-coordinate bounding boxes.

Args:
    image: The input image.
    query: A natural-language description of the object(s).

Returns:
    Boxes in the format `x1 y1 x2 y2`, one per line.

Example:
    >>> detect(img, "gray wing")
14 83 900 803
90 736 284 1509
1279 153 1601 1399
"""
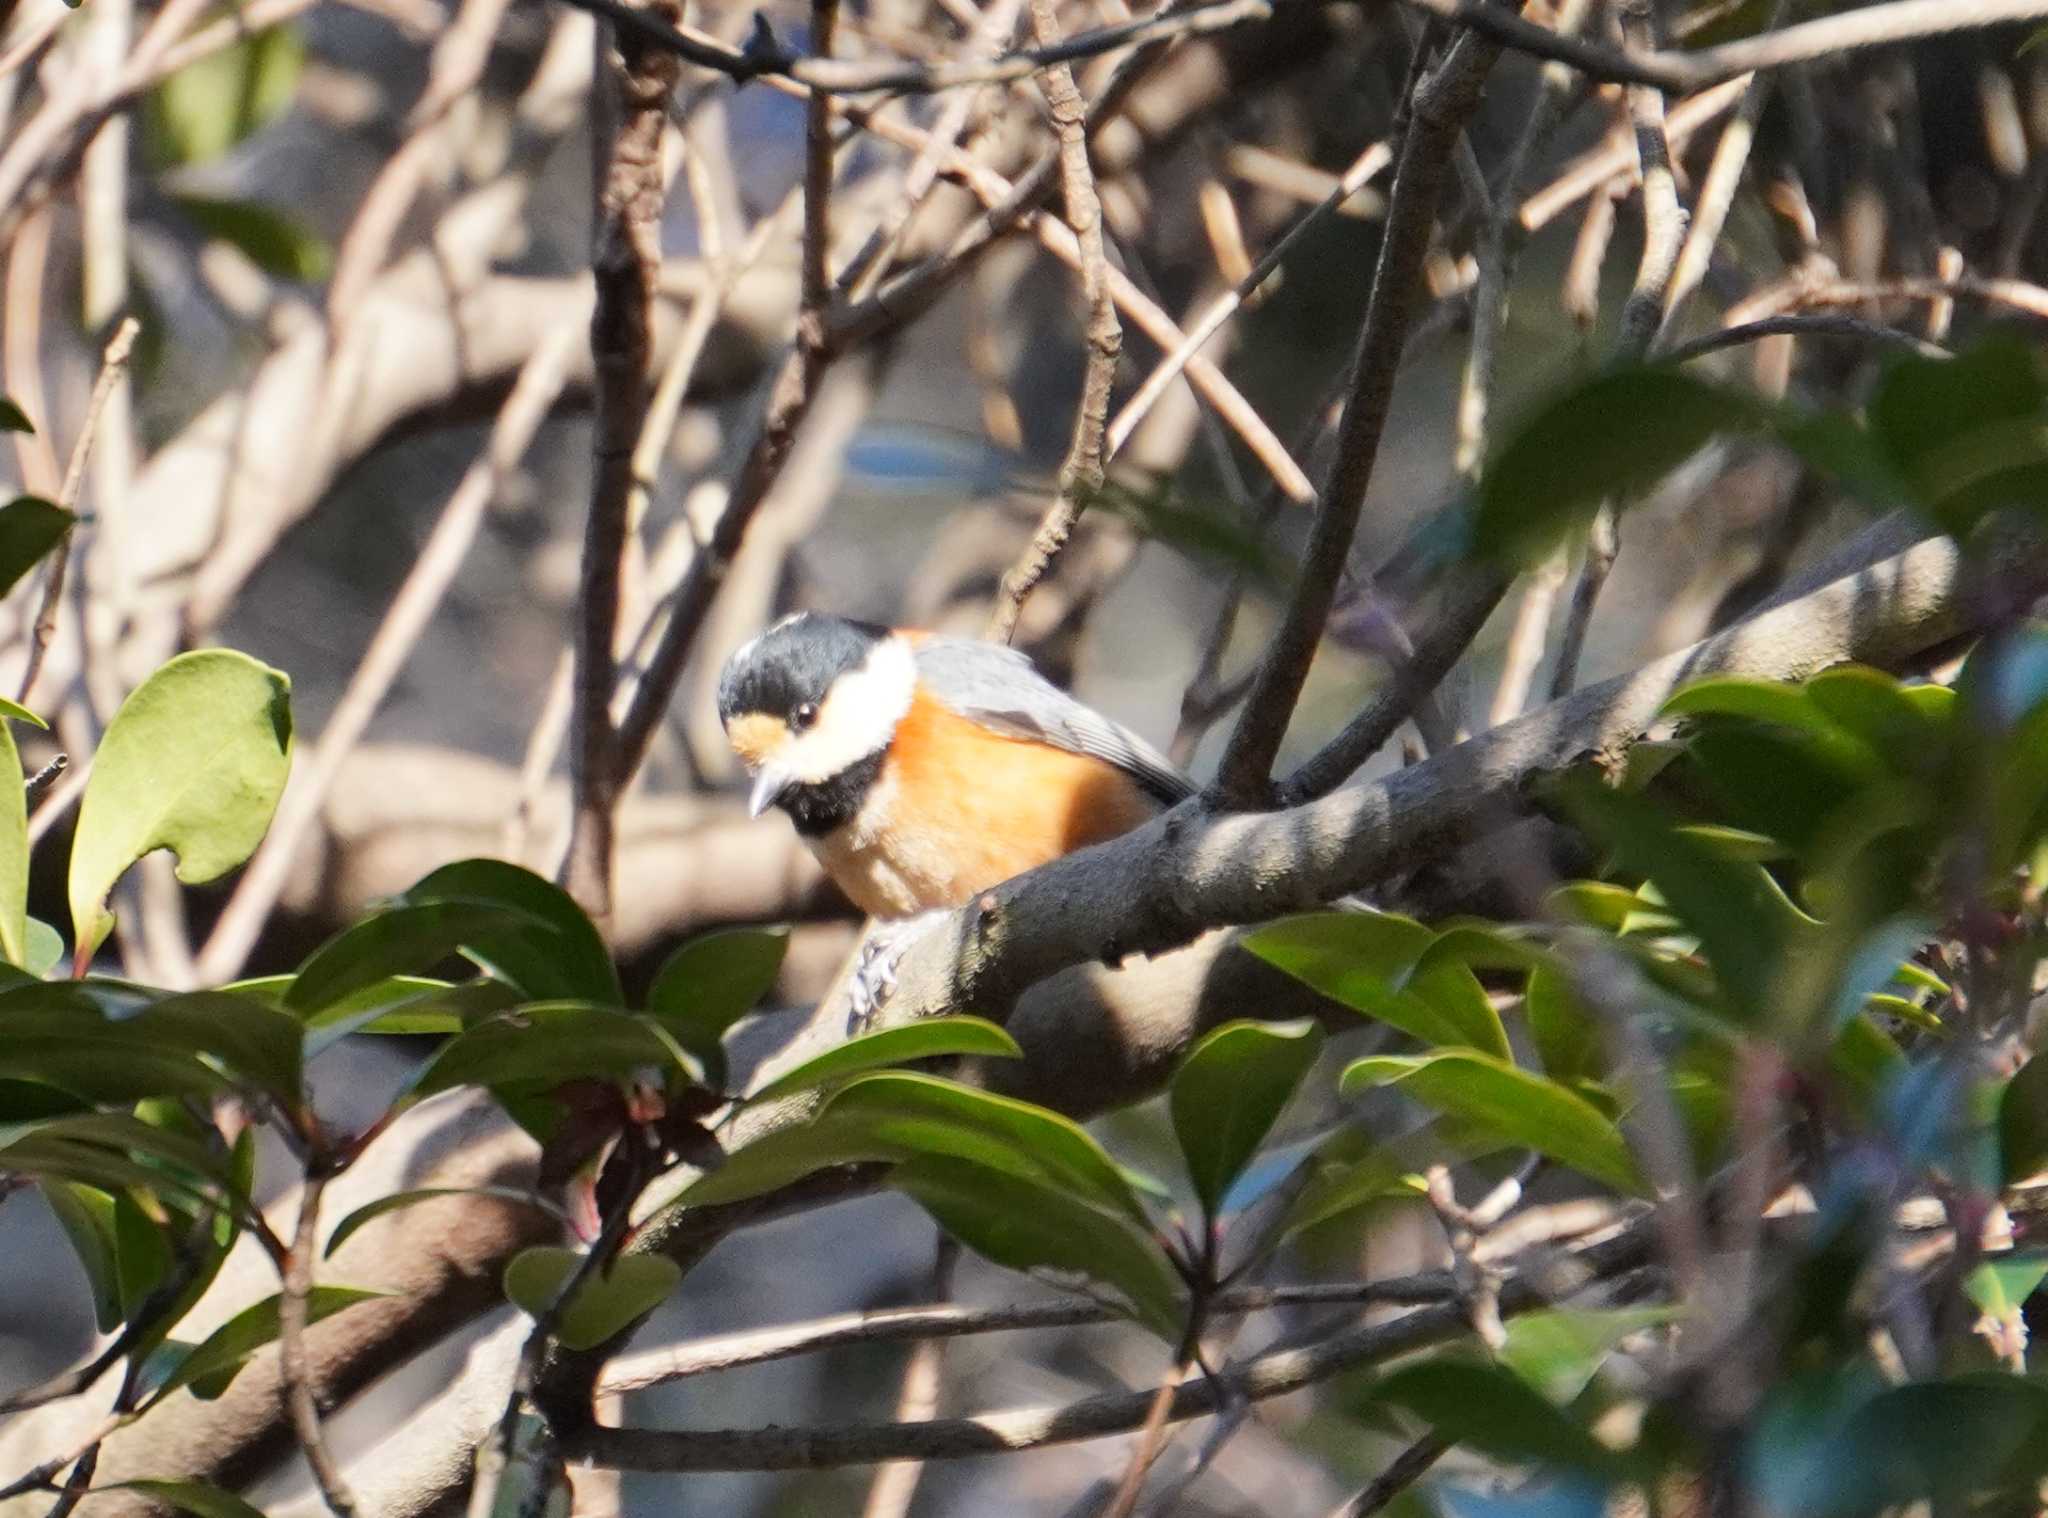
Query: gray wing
913 637 1194 806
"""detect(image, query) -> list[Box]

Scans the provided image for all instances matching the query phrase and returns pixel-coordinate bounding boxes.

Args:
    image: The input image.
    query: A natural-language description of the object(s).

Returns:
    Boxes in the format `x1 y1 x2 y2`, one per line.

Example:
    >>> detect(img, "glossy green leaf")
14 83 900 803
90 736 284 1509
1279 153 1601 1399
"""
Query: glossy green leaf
1472 367 1762 566
104 1482 271 1518
1664 678 1884 778
1526 965 1600 1087
127 991 305 1101
325 1186 566 1259
674 1072 1151 1225
0 399 30 433
404 859 620 1006
1170 1018 1323 1219
0 496 72 602
152 1285 388 1402
147 23 303 166
502 1246 681 1351
410 1003 698 1097
1342 1050 1646 1195
1560 772 1814 1023
68 651 293 971
1244 913 1510 1057
894 1153 1184 1340
1371 1359 1618 1472
746 1016 1020 1102
173 195 330 280
284 901 555 1016
647 925 789 1064
1499 1307 1676 1404
42 1181 123 1332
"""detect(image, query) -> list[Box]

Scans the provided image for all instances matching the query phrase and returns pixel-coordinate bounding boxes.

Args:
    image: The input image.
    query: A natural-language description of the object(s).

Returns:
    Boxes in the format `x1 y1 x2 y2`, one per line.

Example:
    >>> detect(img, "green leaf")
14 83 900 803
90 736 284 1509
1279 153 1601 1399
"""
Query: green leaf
114 1187 174 1317
1663 677 1884 777
1244 913 1510 1057
1170 1018 1323 1219
1499 1306 1676 1404
125 991 304 1101
1371 1359 1619 1472
409 1003 699 1098
746 1016 1020 1102
1868 336 2048 534
0 711 26 969
147 22 303 166
324 1186 566 1259
0 398 31 433
646 925 789 1072
1526 965 1601 1086
0 496 73 602
68 650 292 971
22 918 62 977
1964 1254 2048 1320
404 859 621 1007
2001 1054 2048 1183
894 1153 1185 1340
1472 367 1762 566
1341 1051 1646 1195
284 901 556 1016
1559 772 1814 1023
42 1181 123 1332
674 1072 1152 1226
502 1246 680 1351
103 1482 271 1518
152 1285 388 1402
172 195 330 281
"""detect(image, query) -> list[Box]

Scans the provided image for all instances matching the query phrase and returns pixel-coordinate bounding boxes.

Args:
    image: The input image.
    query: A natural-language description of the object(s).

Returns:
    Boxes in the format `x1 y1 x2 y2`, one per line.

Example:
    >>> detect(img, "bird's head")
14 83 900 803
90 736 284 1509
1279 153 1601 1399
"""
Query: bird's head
716 612 914 822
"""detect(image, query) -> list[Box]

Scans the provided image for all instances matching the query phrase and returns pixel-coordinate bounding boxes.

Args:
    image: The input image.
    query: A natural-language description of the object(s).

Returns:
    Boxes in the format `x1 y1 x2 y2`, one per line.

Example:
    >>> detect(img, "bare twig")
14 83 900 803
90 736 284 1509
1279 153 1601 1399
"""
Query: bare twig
1214 31 1499 805
568 1232 1650 1471
1101 1353 1196 1518
280 1171 359 1518
986 0 1124 644
19 317 138 709
1661 313 1951 366
564 0 688 919
859 1239 959 1518
1329 1433 1450 1517
193 322 582 985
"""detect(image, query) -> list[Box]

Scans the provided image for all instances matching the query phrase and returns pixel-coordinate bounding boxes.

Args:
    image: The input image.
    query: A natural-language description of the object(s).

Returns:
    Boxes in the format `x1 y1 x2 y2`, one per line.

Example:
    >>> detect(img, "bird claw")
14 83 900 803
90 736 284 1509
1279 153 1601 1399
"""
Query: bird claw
846 912 946 1034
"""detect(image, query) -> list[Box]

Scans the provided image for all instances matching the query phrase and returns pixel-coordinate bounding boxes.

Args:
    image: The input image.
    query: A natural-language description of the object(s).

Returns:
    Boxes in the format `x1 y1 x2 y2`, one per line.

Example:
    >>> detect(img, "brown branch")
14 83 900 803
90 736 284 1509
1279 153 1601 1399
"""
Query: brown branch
565 1232 1650 1472
598 1274 1459 1394
18 316 137 709
563 0 686 919
986 0 1124 644
1213 29 1499 805
1661 314 1951 366
279 1171 358 1518
1329 1433 1450 1518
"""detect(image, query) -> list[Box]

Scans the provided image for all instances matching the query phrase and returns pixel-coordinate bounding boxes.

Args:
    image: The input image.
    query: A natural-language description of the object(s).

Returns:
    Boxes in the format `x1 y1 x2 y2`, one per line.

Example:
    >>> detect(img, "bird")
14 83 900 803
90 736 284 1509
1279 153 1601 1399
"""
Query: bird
717 611 1193 1021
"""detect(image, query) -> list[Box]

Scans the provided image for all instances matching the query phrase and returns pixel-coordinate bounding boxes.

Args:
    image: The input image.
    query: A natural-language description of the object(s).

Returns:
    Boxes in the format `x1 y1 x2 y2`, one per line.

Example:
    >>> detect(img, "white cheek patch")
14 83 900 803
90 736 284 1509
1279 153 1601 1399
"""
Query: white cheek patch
784 635 915 785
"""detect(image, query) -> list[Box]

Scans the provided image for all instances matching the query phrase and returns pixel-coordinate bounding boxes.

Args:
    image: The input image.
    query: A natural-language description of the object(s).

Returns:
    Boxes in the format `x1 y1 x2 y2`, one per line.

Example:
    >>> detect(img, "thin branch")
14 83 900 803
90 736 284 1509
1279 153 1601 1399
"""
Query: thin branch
563 0 687 918
599 1274 1459 1394
567 1233 1650 1472
986 0 1124 644
280 1171 359 1518
538 0 2048 100
192 322 582 985
858 1238 958 1518
18 317 137 709
1661 313 1951 366
1213 29 1499 806
1329 1433 1450 1517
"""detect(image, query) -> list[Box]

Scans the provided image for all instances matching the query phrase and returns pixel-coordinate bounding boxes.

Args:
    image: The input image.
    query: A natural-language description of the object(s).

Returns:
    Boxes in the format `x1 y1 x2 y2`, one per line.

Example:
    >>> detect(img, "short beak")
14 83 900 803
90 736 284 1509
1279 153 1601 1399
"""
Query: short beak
748 763 795 819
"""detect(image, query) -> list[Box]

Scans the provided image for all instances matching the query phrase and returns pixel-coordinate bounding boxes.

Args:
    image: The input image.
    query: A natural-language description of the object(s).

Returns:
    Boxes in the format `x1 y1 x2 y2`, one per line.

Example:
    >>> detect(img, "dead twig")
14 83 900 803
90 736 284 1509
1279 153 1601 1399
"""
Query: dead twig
987 0 1124 644
280 1170 359 1518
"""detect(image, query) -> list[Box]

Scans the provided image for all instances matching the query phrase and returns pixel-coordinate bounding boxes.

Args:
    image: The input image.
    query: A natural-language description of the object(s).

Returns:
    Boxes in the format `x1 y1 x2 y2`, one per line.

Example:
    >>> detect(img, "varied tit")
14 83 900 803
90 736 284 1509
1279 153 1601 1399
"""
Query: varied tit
717 612 1192 1018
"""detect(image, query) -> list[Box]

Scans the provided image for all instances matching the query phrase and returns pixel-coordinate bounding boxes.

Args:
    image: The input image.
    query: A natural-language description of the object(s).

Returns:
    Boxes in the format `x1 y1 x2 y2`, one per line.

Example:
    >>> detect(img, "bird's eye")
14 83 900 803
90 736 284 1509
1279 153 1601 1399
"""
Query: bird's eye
792 701 818 731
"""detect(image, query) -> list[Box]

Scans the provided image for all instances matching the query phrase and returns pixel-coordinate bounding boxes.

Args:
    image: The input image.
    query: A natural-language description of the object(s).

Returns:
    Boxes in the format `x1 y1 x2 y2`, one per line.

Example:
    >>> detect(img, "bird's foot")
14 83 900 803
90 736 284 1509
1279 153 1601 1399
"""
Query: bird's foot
847 911 948 1034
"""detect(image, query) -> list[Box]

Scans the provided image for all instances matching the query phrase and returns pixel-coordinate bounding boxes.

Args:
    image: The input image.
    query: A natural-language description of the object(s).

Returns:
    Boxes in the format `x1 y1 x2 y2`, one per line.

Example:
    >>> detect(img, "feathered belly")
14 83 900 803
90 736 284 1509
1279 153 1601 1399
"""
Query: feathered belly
807 715 1160 918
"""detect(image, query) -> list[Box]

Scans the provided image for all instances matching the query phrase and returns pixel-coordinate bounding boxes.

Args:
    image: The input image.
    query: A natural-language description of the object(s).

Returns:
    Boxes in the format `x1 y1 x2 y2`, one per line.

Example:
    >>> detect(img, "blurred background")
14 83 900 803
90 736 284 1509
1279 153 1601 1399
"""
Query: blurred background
0 0 2045 1509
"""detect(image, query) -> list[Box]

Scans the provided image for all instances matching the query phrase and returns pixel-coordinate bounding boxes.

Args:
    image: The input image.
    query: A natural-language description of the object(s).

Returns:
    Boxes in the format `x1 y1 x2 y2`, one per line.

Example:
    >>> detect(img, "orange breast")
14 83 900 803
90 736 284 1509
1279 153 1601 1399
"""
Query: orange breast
810 687 1161 917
